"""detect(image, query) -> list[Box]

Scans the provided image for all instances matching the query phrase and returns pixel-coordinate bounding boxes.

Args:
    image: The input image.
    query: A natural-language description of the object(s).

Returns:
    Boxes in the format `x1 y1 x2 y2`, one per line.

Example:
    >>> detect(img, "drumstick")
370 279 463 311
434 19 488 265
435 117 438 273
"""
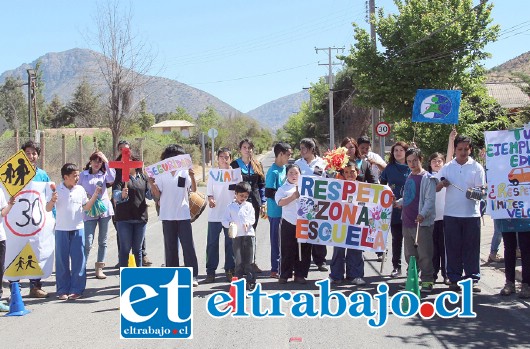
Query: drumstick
414 222 420 248
440 177 465 192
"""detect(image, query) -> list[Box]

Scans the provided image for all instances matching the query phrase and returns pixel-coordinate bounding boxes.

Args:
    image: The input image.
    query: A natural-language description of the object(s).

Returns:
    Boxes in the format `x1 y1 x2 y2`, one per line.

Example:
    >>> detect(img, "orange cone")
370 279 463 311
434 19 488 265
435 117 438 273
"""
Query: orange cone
225 277 238 312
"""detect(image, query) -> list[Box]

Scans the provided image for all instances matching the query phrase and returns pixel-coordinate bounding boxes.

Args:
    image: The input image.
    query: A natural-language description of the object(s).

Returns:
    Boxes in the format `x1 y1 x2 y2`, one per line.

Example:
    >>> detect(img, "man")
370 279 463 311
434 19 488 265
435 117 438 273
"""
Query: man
437 135 485 293
357 136 387 183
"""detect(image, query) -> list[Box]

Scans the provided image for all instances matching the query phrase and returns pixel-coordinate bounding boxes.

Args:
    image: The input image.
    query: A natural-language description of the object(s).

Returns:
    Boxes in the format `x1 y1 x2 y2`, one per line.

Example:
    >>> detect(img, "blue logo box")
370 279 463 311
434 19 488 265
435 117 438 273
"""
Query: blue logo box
120 267 193 339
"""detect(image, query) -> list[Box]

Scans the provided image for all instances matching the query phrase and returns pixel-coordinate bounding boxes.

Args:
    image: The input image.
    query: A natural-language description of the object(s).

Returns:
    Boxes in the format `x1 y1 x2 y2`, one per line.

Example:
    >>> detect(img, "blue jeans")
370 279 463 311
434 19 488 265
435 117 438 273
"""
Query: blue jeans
117 221 146 268
55 229 86 295
443 216 481 282
269 216 281 273
490 225 503 254
206 222 235 275
84 216 111 263
329 247 364 280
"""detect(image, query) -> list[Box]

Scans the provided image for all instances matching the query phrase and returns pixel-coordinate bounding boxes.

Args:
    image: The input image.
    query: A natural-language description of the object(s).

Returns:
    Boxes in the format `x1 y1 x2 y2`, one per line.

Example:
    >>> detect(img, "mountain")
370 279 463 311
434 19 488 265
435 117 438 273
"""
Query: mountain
247 90 309 131
0 48 241 117
487 51 530 82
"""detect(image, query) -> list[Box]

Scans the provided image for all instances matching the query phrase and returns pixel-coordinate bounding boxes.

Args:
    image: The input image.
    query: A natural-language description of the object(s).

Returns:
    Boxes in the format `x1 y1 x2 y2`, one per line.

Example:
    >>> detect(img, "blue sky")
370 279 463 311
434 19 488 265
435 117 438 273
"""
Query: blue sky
1 0 528 113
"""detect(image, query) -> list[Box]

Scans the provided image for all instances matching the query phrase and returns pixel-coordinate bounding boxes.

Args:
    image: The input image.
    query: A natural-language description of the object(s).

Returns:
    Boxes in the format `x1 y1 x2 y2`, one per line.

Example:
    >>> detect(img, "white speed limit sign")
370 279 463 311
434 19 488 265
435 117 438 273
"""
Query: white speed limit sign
375 122 391 137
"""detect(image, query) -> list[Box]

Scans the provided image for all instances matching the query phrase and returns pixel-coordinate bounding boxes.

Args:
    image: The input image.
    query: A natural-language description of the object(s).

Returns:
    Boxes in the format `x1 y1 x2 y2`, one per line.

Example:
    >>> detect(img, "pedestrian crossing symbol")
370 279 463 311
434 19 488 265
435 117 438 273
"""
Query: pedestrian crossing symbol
0 150 36 196
4 242 44 278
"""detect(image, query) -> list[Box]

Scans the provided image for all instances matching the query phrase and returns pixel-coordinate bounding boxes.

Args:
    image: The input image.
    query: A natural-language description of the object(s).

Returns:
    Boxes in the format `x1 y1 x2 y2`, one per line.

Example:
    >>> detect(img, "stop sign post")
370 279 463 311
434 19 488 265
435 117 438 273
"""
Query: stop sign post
375 122 390 137
208 128 218 166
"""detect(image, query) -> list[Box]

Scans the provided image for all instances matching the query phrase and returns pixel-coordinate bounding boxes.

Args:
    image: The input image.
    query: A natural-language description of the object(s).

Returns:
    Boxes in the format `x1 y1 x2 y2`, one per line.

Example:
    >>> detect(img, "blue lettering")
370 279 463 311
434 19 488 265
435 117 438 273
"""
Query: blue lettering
317 279 347 318
206 292 232 318
300 177 314 197
328 181 341 200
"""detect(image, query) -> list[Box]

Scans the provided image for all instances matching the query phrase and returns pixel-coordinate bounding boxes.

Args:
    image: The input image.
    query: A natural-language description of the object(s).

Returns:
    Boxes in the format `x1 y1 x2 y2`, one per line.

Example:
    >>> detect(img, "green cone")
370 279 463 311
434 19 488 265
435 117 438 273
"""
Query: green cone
402 255 420 312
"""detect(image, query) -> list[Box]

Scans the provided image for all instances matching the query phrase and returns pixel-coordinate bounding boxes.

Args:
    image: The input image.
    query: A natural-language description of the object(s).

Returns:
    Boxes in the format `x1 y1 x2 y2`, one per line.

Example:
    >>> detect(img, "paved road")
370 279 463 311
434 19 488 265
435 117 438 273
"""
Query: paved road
1 151 530 349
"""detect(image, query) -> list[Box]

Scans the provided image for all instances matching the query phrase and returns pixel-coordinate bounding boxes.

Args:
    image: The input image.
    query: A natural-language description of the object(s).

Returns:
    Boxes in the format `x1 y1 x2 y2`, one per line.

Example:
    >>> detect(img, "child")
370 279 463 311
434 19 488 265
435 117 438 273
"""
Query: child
275 164 311 284
265 142 292 278
330 161 366 286
204 148 236 283
397 148 436 292
46 163 100 300
0 192 15 312
149 144 199 286
222 182 256 291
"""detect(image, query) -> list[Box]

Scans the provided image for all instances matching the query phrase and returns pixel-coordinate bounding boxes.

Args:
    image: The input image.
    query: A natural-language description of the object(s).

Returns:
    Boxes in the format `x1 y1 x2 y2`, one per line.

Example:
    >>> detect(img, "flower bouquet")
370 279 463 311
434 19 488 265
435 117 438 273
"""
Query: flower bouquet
323 147 350 178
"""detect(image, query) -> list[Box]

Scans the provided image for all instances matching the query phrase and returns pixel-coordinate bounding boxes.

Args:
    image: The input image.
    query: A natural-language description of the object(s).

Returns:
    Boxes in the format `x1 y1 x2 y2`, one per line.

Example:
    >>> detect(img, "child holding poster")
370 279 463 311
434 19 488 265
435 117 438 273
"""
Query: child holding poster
329 161 366 286
275 164 311 284
204 148 236 283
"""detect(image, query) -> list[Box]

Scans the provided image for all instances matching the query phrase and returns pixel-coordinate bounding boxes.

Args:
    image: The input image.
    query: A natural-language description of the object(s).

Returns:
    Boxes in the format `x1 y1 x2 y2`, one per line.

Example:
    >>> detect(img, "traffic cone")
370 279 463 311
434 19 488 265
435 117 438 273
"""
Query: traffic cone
225 277 238 313
402 256 420 312
5 282 30 316
128 253 137 267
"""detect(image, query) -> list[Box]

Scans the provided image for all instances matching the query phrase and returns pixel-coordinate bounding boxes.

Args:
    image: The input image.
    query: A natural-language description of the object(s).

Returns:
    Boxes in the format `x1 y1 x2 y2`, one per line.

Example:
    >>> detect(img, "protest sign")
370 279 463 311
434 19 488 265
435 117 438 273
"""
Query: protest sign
412 89 461 124
144 154 193 178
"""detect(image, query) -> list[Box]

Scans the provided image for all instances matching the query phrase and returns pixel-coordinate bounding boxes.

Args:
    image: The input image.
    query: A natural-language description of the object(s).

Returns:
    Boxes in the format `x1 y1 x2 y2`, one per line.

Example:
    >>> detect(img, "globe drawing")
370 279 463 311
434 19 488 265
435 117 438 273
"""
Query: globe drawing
420 94 452 119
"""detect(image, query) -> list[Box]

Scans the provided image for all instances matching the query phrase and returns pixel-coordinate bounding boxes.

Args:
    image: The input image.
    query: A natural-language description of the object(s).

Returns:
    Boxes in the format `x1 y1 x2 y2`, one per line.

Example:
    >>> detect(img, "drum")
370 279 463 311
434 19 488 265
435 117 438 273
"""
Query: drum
189 191 207 223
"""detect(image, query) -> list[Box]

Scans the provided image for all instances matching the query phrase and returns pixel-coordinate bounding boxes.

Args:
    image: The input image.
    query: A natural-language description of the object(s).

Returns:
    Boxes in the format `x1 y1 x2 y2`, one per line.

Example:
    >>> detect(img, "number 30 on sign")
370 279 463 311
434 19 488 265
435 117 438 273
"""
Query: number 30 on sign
376 122 391 137
5 189 47 237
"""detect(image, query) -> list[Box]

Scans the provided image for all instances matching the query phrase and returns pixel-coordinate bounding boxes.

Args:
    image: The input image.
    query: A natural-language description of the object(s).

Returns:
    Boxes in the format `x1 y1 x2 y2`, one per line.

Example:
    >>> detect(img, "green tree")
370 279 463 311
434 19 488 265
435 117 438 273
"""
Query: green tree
137 99 155 132
67 79 102 127
195 106 222 134
0 77 27 132
42 94 64 127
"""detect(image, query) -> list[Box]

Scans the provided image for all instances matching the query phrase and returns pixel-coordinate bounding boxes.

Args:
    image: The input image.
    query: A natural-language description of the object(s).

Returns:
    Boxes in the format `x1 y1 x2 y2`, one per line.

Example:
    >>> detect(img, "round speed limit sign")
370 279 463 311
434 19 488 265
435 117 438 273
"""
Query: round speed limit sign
375 122 391 137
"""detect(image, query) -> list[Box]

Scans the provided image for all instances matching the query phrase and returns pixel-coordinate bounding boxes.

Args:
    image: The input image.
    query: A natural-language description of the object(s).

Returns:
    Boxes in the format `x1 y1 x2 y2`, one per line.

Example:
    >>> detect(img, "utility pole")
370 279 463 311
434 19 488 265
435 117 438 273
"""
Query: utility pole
368 0 383 157
315 46 344 149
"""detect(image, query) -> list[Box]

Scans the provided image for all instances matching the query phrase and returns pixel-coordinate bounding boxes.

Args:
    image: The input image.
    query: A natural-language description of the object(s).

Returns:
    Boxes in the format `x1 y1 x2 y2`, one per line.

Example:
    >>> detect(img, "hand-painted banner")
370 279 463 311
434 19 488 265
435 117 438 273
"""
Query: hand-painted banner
2 181 55 281
295 176 393 252
144 154 193 178
412 89 461 124
485 127 530 219
208 168 242 185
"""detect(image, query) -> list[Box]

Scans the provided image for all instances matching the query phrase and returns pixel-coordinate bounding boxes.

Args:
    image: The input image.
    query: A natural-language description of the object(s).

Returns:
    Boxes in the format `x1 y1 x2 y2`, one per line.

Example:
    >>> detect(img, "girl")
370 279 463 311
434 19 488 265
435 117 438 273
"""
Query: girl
329 161 366 285
380 141 410 278
79 151 115 279
275 164 311 284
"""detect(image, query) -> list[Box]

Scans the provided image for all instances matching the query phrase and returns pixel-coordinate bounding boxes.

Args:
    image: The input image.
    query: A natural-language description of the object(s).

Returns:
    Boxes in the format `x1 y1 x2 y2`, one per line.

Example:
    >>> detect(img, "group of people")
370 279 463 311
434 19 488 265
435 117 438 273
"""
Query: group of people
1 130 529 309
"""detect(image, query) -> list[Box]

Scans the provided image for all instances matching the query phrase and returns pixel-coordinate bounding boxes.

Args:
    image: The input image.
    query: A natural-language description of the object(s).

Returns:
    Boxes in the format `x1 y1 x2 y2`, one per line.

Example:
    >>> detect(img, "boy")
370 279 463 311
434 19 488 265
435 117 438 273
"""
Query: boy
437 135 485 293
0 192 15 311
46 163 100 300
357 136 387 183
204 148 236 283
265 142 292 278
222 182 256 290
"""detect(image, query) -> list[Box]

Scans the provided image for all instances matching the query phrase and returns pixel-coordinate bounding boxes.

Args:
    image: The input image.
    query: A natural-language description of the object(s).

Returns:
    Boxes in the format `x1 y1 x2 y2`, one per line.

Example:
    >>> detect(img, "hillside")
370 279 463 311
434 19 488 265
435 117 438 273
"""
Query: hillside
487 51 530 82
247 90 309 131
0 48 241 117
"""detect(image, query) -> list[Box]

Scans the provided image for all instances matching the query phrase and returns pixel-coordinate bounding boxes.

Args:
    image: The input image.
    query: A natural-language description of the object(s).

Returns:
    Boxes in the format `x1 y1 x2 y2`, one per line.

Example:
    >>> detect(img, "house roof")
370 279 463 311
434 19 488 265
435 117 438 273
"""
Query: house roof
151 120 195 128
486 83 530 109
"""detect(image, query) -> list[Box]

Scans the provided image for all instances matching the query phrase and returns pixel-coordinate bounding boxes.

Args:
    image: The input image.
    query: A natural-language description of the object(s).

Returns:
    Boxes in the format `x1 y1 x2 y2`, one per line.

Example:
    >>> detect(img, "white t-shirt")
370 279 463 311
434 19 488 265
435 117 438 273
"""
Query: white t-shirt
221 201 256 237
275 182 298 225
206 169 235 222
438 158 485 218
366 151 386 183
156 170 191 221
55 182 88 231
0 190 7 241
294 157 327 176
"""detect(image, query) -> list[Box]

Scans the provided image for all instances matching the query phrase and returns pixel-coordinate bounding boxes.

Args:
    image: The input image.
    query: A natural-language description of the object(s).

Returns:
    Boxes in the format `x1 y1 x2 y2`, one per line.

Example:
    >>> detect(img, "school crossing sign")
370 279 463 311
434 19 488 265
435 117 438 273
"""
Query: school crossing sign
0 149 36 196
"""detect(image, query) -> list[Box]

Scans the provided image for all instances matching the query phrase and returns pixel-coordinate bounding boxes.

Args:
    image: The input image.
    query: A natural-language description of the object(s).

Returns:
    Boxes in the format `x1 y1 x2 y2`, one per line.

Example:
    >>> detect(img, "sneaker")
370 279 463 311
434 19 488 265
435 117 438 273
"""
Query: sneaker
421 282 434 293
57 294 69 300
294 277 307 284
488 253 503 263
29 287 49 298
317 264 328 272
225 269 234 282
192 278 199 287
330 278 343 285
142 255 153 266
449 282 461 292
500 282 516 296
519 283 530 299
472 284 481 293
68 293 82 300
353 277 366 286
251 263 263 273
390 268 402 278
203 275 215 284
247 283 256 291
278 278 288 284
270 272 279 279
0 301 9 312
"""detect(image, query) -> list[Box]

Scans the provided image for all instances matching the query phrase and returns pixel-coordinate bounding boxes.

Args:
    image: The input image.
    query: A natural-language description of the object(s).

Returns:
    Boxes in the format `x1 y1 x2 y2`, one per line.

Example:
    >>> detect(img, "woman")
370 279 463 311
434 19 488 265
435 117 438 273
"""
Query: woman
294 138 328 272
79 150 116 279
112 155 152 268
380 141 410 278
231 139 266 273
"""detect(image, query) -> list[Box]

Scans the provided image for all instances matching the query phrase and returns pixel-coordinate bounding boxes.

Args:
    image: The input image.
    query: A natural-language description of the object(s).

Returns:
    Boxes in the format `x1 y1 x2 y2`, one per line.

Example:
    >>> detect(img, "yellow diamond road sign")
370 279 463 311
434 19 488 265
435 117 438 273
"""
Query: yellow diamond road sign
0 149 36 197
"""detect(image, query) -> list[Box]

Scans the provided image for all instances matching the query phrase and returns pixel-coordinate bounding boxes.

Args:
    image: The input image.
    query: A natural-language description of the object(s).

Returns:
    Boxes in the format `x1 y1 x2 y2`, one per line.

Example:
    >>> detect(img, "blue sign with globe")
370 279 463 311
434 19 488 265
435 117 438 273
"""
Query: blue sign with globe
412 89 461 124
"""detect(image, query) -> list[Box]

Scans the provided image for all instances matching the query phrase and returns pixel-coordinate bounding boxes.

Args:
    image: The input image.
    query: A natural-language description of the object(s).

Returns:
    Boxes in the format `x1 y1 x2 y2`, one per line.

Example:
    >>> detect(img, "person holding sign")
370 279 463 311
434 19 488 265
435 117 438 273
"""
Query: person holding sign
437 135 485 293
149 144 199 286
46 163 102 300
204 148 236 283
395 148 436 292
79 151 116 279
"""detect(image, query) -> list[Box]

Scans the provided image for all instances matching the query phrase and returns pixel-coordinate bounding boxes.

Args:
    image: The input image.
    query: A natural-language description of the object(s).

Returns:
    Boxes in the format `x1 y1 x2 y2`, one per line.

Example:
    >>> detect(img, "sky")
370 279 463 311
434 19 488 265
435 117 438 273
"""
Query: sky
1 0 529 113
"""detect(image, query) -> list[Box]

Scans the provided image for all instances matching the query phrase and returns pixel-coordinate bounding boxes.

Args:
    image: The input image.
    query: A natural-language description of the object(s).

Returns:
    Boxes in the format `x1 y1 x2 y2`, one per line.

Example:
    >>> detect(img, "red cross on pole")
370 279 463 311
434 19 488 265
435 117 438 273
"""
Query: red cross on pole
108 147 144 182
